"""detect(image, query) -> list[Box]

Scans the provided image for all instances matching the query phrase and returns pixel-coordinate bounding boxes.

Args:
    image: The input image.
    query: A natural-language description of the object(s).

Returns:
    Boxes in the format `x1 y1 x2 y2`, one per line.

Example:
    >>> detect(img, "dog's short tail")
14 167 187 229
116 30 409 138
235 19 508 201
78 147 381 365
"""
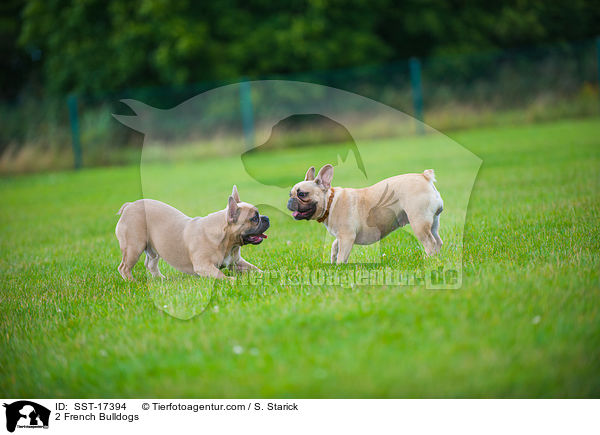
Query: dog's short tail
117 202 132 215
423 169 436 183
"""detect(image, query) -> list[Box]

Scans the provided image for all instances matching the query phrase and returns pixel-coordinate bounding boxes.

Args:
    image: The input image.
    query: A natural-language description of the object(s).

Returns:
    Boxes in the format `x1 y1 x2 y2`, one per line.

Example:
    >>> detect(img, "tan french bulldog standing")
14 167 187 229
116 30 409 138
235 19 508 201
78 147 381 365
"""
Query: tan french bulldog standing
287 164 443 263
115 186 269 280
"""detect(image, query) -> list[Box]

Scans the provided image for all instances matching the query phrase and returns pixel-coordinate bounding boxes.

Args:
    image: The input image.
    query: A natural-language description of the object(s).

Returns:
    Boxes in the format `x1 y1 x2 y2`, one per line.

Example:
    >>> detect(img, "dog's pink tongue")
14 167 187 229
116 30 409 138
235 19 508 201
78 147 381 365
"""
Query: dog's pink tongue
260 233 267 239
293 211 300 218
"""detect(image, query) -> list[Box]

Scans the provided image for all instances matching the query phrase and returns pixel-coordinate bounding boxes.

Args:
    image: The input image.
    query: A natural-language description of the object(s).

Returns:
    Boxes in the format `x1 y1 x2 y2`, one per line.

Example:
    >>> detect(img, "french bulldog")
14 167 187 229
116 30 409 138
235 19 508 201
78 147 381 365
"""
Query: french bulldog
115 186 269 280
287 164 443 263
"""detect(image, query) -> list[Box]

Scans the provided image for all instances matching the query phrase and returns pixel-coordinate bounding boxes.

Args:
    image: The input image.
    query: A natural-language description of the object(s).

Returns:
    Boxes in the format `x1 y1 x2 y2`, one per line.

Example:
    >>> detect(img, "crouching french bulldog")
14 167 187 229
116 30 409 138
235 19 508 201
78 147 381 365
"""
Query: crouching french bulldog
287 164 443 263
115 186 269 280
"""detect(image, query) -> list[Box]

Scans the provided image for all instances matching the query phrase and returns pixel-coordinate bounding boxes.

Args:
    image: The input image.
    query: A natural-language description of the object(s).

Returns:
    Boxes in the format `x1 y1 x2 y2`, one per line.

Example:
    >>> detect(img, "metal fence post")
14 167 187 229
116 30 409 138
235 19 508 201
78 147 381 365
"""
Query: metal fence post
239 80 255 150
67 94 82 169
409 57 425 135
596 36 600 112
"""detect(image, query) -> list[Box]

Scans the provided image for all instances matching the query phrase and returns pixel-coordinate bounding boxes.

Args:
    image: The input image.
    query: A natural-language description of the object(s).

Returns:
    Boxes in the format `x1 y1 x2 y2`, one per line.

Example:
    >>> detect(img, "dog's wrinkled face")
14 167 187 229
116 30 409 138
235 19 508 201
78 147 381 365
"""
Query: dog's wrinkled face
287 164 334 220
227 186 270 245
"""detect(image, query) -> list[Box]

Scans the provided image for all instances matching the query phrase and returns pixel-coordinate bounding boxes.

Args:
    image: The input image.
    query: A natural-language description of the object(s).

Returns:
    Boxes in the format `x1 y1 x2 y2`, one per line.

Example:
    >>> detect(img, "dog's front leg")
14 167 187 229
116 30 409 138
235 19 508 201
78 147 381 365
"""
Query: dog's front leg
330 239 339 263
336 234 355 264
235 257 262 273
192 261 229 280
188 247 232 280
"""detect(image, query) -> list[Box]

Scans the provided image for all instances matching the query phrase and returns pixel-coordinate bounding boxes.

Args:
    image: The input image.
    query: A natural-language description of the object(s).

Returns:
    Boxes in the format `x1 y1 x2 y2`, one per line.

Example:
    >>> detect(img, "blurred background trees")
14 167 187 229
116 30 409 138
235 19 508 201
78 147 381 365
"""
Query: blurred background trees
5 0 599 98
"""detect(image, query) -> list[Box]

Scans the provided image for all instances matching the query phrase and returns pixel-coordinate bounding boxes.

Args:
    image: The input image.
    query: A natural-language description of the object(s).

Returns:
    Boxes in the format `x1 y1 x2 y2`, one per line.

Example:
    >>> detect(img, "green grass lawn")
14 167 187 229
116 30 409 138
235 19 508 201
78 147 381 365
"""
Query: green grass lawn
1 118 599 397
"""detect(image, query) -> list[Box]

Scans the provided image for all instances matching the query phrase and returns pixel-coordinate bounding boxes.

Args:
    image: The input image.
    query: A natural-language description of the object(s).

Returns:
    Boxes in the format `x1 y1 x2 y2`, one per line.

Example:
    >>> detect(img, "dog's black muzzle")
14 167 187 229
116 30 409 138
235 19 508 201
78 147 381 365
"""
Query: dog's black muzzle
258 215 270 233
242 215 270 245
288 197 316 220
287 197 299 212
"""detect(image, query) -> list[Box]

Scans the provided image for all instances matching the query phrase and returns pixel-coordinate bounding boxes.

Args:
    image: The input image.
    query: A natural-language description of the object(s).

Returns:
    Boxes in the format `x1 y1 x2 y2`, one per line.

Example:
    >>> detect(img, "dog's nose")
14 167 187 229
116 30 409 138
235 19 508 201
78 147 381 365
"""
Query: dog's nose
261 215 270 229
287 198 297 211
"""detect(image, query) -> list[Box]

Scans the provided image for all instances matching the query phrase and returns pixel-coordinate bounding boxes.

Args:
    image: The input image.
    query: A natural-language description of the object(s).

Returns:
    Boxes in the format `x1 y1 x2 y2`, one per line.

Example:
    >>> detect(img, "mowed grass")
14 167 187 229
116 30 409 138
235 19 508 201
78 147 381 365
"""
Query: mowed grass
1 118 599 397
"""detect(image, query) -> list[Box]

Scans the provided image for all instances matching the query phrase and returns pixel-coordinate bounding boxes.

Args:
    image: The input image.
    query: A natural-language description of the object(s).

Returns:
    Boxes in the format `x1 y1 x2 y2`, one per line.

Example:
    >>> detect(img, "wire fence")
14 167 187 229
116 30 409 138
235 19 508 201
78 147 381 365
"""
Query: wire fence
1 37 598 172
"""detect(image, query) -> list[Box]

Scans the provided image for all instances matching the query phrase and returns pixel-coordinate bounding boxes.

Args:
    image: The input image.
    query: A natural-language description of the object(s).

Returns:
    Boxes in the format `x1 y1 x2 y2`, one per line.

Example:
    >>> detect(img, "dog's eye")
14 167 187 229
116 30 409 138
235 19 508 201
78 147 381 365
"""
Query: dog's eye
250 213 259 223
298 191 307 198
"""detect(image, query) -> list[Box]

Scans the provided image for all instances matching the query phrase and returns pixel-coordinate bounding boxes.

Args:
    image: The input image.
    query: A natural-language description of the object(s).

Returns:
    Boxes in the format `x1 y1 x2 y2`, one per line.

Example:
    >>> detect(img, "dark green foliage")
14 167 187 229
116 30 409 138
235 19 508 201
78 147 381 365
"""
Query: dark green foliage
11 0 600 96
0 0 33 100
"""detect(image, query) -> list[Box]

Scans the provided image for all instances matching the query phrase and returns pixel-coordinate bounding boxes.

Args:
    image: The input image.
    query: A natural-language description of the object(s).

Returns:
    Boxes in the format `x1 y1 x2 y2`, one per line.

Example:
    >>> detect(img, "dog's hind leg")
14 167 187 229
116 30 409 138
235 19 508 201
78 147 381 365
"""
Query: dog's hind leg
408 213 437 257
415 223 437 257
145 245 165 279
115 207 146 281
118 242 145 281
431 212 443 253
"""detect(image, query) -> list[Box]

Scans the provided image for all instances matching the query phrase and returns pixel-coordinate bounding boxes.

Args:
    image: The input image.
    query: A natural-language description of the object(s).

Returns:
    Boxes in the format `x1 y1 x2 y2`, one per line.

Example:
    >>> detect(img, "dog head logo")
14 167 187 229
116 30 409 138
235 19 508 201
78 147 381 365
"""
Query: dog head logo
112 79 481 319
3 401 50 432
241 114 367 189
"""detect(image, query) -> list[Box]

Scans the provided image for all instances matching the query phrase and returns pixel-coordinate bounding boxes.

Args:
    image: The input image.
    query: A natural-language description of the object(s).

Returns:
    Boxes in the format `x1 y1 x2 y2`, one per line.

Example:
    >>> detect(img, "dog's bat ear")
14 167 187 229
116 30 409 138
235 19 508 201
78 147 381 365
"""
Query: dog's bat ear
315 164 334 189
231 185 240 203
305 166 315 181
227 196 240 223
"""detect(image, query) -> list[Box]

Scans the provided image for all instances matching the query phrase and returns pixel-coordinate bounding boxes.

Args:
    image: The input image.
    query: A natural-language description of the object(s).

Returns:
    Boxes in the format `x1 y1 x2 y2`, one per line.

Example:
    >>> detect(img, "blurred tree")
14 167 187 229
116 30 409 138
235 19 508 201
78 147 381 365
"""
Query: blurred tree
377 0 600 57
15 0 600 97
18 0 390 96
0 0 34 100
